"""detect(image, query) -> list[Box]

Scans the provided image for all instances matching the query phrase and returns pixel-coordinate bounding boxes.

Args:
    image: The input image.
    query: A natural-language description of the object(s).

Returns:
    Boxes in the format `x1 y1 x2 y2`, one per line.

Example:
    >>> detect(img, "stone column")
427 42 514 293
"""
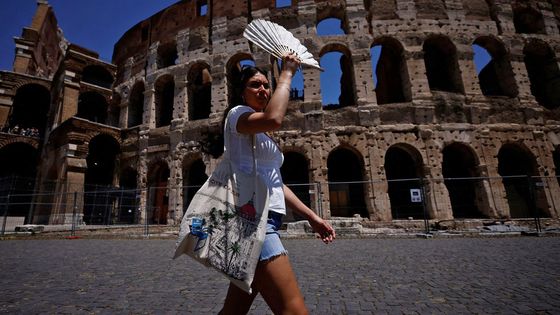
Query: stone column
144 88 156 129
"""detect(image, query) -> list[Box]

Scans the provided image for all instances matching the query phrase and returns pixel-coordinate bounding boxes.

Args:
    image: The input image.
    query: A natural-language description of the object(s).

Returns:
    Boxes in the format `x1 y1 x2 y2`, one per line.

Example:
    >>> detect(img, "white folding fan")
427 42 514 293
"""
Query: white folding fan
243 19 322 70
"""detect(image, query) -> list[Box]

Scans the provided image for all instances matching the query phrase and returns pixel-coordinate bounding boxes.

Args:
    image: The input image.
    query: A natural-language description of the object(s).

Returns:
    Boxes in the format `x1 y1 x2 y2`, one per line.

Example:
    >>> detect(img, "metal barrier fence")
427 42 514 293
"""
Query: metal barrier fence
1 175 559 236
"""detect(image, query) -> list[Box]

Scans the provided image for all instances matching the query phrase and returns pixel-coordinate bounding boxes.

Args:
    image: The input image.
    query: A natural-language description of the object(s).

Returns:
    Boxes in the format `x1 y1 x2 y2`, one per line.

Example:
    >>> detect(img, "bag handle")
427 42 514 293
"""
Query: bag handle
223 107 258 176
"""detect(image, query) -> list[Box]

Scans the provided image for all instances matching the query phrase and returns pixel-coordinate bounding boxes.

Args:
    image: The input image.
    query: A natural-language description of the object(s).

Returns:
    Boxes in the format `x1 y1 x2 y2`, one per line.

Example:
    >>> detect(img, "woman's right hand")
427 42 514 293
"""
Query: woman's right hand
281 53 301 76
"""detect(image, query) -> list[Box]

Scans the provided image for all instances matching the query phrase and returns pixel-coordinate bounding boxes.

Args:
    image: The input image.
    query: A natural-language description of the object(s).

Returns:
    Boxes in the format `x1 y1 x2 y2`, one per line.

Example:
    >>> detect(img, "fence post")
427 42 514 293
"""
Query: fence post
71 192 78 237
419 178 430 234
528 176 542 234
1 194 9 236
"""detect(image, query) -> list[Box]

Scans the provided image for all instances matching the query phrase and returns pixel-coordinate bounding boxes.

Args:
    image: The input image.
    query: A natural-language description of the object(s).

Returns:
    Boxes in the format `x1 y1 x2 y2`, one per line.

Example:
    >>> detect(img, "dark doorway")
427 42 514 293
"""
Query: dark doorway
327 148 367 218
155 76 174 127
9 84 50 137
0 143 39 223
281 152 310 221
385 146 425 219
148 162 170 224
128 82 145 128
498 144 549 218
84 135 120 224
77 92 108 124
442 143 484 218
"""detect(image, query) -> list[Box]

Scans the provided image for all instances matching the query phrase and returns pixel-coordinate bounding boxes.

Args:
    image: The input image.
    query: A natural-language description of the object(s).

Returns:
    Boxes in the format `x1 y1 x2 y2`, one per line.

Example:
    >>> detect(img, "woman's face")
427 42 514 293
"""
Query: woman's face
242 73 270 111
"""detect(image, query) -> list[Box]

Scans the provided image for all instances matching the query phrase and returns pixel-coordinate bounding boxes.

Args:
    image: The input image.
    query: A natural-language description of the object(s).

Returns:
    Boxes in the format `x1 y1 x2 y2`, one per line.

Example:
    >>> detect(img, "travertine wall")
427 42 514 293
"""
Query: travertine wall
2 0 560 226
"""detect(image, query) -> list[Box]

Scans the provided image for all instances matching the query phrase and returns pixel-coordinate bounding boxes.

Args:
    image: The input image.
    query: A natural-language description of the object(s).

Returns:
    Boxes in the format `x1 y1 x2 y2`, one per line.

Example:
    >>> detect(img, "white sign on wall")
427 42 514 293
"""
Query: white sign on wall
410 189 422 203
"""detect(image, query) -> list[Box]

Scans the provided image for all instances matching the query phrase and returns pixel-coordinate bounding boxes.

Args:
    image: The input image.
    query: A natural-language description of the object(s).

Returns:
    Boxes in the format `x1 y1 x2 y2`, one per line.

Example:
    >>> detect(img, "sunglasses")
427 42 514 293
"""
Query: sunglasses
246 81 270 89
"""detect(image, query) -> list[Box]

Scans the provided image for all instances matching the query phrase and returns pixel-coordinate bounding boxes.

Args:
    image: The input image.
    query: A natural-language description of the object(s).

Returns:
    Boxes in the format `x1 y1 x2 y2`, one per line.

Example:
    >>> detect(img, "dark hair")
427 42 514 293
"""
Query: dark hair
204 66 269 159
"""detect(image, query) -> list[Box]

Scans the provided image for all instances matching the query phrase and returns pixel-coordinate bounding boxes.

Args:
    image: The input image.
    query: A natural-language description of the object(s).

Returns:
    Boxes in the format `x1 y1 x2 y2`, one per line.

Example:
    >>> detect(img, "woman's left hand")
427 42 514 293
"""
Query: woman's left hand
309 216 336 244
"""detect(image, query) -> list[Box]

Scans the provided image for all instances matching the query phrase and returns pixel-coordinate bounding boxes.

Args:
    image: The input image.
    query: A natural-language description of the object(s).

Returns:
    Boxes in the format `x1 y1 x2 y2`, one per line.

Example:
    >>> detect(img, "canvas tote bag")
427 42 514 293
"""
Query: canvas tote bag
174 120 269 294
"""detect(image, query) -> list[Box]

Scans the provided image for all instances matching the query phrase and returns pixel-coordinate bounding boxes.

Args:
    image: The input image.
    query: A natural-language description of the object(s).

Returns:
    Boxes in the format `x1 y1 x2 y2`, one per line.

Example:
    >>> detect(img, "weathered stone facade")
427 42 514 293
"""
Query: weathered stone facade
1 0 560 227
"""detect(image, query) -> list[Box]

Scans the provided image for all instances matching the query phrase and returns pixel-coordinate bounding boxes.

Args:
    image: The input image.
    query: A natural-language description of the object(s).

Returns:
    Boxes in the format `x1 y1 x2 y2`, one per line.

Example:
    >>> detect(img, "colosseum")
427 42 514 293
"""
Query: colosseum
1 0 560 231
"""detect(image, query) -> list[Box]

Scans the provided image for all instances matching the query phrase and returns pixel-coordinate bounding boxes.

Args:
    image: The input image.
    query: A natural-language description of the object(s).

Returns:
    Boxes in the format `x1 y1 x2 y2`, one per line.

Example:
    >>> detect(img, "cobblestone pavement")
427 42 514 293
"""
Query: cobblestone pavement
1 237 559 314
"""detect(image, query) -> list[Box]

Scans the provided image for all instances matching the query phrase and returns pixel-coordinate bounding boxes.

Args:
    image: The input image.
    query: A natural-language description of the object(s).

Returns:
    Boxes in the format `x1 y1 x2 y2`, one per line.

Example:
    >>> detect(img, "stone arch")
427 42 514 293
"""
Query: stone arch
154 74 175 127
280 150 311 221
319 44 356 109
523 39 560 110
371 37 412 104
226 53 256 107
119 166 139 224
128 81 145 128
327 146 368 218
157 40 178 69
415 0 447 20
316 2 348 34
317 17 346 35
364 0 398 21
512 3 546 34
0 142 39 223
84 134 120 224
182 154 208 214
77 91 109 124
384 144 426 220
473 36 518 97
147 159 171 224
462 0 491 20
187 62 212 120
498 143 550 218
9 83 50 137
423 35 464 94
442 142 486 218
81 65 114 89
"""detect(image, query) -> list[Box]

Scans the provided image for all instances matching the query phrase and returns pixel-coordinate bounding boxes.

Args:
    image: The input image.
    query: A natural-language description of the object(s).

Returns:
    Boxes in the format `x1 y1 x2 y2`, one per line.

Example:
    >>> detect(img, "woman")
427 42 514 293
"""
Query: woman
219 54 336 315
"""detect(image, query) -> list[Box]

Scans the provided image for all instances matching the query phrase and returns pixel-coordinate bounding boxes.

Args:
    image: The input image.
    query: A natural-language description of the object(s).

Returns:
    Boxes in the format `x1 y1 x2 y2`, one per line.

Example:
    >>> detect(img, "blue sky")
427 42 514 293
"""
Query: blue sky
0 1 489 105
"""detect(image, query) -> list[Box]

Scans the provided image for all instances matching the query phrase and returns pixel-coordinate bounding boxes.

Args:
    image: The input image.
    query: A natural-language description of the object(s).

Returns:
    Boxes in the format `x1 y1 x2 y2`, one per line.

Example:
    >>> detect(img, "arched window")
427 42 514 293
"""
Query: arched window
183 158 208 212
512 4 546 34
77 92 108 124
473 37 517 97
158 41 178 69
415 0 447 19
523 40 560 109
320 47 356 109
317 18 345 35
226 55 255 107
154 75 175 127
187 63 212 120
371 38 411 104
423 35 464 94
9 84 50 136
128 82 145 128
82 65 114 89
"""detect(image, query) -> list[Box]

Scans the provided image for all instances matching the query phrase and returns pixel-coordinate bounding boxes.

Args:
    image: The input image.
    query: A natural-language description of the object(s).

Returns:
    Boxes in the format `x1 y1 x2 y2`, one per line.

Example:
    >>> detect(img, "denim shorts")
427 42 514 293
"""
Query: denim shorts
259 211 288 261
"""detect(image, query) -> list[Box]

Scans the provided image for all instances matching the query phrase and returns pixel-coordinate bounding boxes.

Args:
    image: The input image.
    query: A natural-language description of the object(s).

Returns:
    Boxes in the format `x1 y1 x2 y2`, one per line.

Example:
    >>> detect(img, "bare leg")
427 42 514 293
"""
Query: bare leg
219 282 258 315
253 255 308 315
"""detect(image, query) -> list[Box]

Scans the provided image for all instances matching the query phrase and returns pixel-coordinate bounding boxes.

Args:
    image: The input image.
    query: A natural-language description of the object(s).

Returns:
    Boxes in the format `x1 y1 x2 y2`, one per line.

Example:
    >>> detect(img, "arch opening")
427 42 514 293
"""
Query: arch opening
320 49 356 109
128 82 145 127
84 135 120 224
77 92 108 124
281 152 311 222
385 146 426 220
148 161 170 225
524 41 560 110
154 75 175 127
498 144 549 218
442 143 485 218
327 148 367 218
371 38 411 104
8 84 50 137
188 63 212 120
182 158 208 215
423 36 464 94
82 65 114 89
473 38 518 97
